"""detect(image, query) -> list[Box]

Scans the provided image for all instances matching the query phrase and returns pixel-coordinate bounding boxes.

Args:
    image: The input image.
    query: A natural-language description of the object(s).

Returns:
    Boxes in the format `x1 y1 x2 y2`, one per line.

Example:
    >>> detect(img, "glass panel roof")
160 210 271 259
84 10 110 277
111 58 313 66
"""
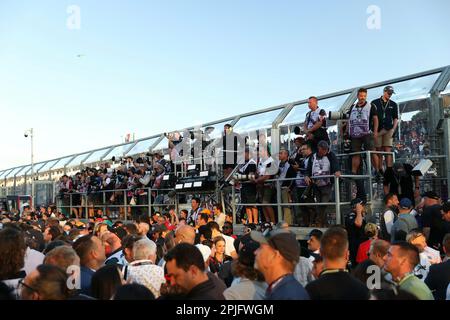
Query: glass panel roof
83 148 112 164
102 142 135 160
233 108 284 133
125 138 158 156
5 167 24 178
65 153 91 167
281 94 350 127
52 155 77 170
152 137 169 151
442 79 450 95
1 169 14 178
22 163 45 175
16 165 31 176
37 159 59 173
362 73 441 104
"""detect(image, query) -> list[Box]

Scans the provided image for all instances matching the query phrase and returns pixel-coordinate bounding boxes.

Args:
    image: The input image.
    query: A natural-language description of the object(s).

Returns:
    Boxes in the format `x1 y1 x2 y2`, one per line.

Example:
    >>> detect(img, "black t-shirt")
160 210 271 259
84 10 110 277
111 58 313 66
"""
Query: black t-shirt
345 213 367 267
372 97 399 131
383 164 415 203
240 161 257 193
423 204 447 250
305 271 370 300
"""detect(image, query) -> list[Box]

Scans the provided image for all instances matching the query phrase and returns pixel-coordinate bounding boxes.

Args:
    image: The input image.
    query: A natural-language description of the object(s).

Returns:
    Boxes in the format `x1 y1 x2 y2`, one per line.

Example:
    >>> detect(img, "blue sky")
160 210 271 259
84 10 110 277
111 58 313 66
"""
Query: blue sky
1 0 449 170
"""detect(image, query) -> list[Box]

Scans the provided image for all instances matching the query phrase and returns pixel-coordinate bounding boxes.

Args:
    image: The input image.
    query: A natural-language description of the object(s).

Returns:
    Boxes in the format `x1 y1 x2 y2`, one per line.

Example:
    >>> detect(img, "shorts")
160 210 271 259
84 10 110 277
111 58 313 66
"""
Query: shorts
375 129 394 148
258 185 273 204
351 133 375 152
241 185 257 204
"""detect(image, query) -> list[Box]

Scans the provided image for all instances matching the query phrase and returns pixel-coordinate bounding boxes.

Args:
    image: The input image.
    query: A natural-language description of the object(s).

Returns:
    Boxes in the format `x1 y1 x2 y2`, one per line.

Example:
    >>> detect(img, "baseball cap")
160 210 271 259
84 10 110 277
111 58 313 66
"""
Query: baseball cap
250 229 300 264
399 198 413 209
384 85 395 94
108 226 127 241
422 191 440 200
238 240 260 267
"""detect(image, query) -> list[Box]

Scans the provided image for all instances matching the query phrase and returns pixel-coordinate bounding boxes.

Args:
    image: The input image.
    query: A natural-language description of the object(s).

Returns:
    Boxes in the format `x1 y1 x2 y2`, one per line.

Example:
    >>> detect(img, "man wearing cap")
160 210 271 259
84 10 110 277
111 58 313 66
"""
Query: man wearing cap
252 229 309 300
372 86 399 169
422 191 445 251
390 198 419 242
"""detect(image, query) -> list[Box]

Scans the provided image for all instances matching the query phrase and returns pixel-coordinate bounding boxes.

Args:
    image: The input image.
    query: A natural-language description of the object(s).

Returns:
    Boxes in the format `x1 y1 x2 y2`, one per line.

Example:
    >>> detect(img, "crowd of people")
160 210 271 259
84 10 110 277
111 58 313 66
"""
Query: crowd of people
1 190 449 301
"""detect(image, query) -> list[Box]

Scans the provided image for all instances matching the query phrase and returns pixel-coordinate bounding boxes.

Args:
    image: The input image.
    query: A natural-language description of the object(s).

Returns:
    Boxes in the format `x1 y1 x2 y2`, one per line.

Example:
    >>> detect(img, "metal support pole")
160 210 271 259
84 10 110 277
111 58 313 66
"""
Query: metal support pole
367 151 373 202
69 193 73 219
103 191 106 217
124 192 128 222
276 180 282 222
231 185 236 224
85 194 88 221
334 176 342 225
148 188 152 217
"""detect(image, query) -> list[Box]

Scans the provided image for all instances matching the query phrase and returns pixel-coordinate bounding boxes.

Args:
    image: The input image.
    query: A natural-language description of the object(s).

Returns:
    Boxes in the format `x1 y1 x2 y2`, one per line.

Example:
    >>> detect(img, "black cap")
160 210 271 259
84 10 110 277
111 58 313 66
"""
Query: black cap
422 191 440 200
238 240 260 267
251 229 300 264
108 226 127 241
351 197 366 207
384 86 395 94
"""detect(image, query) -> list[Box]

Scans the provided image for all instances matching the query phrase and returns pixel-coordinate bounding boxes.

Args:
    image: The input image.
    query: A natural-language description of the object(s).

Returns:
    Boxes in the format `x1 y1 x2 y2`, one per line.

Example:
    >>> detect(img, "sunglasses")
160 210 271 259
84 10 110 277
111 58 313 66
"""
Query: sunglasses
19 279 38 293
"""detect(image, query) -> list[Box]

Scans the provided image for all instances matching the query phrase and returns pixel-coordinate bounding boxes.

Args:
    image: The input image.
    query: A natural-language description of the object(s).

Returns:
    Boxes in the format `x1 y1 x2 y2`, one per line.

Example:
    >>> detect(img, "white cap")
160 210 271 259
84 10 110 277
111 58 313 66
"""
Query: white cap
195 244 211 263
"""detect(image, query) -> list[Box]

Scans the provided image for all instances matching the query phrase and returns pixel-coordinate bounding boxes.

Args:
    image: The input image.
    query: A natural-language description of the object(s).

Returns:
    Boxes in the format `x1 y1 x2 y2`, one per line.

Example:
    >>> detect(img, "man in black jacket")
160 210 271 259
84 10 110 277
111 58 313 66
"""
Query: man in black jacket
305 141 341 227
165 243 225 300
425 232 450 300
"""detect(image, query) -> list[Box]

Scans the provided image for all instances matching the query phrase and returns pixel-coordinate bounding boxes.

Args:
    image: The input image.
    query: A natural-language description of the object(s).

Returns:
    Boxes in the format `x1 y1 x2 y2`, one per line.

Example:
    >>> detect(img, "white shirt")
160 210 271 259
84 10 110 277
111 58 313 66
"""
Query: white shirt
383 210 395 235
126 260 165 299
446 283 450 300
222 234 237 257
23 247 45 276
224 277 267 300
215 213 227 231
294 257 315 287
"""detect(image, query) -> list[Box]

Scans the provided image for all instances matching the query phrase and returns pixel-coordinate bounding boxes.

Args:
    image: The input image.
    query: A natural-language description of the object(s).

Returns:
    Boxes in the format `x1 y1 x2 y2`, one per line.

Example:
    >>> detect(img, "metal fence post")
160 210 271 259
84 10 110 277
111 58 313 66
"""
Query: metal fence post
85 194 88 221
123 191 128 222
231 185 236 224
69 193 73 219
367 151 373 202
148 187 152 218
276 180 282 223
334 176 342 225
102 191 106 217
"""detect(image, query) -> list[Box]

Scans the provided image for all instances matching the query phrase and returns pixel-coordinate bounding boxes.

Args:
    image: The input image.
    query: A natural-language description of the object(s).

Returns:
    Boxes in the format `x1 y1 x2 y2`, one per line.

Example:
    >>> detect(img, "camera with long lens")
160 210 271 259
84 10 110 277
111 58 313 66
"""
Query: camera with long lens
329 111 349 121
233 173 256 182
342 137 352 153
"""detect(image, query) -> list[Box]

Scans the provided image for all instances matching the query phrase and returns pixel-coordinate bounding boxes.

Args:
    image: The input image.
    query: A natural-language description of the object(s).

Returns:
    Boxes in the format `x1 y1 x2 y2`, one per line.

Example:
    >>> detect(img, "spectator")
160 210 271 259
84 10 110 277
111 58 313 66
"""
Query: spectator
255 148 276 224
372 86 399 169
43 226 62 244
345 198 368 267
73 235 106 296
213 204 227 231
303 96 329 151
237 147 258 225
356 223 378 265
252 229 309 300
208 222 238 260
380 193 399 241
91 264 125 300
224 240 267 300
187 198 202 227
352 240 390 285
276 149 297 225
306 227 370 300
425 233 450 300
20 264 70 300
383 162 420 206
407 230 441 281
422 191 444 251
305 140 341 227
383 241 434 300
101 231 122 259
209 236 233 276
307 229 322 262
196 213 209 228
113 283 155 300
390 198 419 242
165 243 225 300
125 238 165 298
291 142 315 227
175 225 196 245
44 245 80 272
0 227 27 298
311 256 324 280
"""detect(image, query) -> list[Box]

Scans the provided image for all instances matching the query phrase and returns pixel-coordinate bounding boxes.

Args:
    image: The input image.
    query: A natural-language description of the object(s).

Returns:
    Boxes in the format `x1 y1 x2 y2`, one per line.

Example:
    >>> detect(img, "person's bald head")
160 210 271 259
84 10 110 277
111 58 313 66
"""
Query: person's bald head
175 225 196 245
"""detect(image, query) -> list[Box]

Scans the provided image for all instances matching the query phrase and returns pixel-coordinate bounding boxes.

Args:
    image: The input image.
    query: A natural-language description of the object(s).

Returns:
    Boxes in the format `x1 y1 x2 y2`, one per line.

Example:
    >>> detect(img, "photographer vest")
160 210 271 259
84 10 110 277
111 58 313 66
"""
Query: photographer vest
348 102 372 138
306 108 327 130
311 153 331 187
258 157 275 176
296 156 311 188
239 159 257 174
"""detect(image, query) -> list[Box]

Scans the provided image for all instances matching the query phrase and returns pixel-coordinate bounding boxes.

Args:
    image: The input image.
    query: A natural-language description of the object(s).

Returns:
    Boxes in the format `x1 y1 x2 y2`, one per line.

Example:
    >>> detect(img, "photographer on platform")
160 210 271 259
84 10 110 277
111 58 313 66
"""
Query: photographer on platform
303 96 329 151
305 141 341 228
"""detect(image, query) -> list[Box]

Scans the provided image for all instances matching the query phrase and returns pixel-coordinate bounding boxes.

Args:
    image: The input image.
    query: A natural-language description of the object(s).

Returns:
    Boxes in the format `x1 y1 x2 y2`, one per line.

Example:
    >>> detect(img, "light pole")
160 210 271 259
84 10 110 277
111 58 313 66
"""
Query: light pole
24 128 34 207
